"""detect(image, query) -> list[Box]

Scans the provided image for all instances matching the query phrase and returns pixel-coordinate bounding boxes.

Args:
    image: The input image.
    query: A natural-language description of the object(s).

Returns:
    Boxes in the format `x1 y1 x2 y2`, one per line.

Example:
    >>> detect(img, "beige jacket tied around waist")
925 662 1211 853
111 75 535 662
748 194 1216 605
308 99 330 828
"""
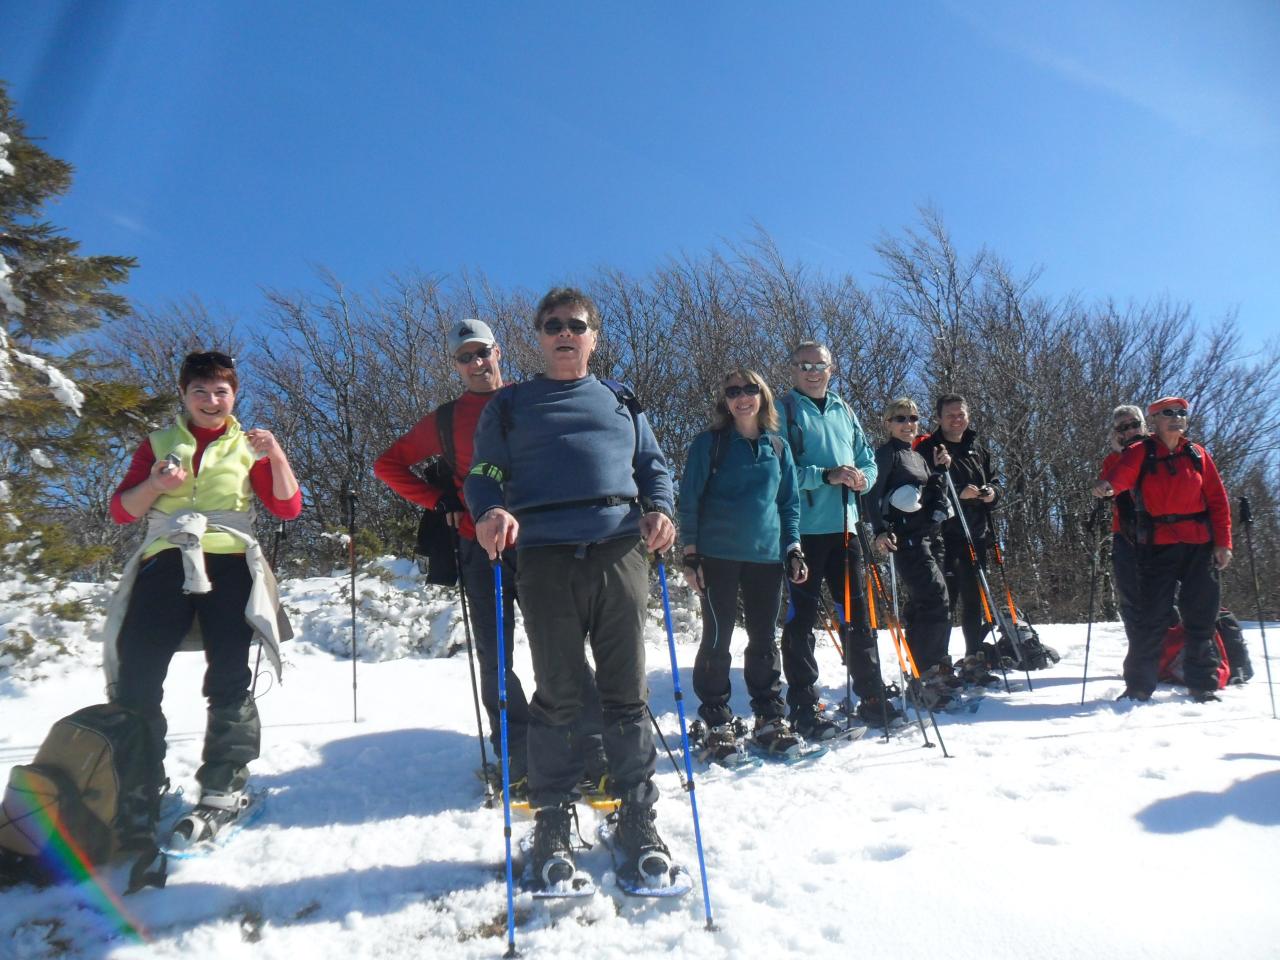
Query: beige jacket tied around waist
101 507 292 694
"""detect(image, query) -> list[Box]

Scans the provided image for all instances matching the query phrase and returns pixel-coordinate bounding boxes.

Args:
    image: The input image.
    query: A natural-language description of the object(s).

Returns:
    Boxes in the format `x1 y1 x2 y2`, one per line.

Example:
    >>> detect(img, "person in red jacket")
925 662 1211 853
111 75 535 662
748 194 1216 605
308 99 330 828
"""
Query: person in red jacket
374 320 605 799
1093 396 1232 702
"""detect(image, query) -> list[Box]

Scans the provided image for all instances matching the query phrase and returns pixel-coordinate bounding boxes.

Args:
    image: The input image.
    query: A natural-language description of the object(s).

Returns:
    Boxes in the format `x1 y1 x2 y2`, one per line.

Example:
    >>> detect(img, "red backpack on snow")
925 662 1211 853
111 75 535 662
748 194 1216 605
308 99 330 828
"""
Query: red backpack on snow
1158 622 1230 690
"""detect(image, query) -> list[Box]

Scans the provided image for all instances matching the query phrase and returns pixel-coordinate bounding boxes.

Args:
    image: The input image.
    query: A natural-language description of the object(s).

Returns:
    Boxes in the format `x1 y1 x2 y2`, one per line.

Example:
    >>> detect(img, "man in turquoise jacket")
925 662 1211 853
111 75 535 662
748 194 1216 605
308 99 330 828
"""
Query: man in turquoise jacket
777 341 901 730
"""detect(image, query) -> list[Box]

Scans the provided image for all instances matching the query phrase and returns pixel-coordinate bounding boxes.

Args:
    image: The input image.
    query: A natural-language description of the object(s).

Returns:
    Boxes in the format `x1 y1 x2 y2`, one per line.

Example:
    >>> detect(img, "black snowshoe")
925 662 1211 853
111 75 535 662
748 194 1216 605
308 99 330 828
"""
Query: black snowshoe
525 802 594 898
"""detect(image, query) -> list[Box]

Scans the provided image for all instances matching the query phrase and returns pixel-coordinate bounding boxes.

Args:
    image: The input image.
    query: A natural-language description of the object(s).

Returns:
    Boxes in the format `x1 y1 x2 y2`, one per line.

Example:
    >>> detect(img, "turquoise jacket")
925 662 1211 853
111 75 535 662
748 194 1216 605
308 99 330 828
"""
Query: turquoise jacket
678 427 800 563
775 389 878 535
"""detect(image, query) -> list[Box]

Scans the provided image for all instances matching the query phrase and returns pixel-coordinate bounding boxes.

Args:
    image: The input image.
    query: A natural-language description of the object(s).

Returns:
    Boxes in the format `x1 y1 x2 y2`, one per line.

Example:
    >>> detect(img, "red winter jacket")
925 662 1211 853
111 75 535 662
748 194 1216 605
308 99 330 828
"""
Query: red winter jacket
373 389 495 541
1101 437 1231 549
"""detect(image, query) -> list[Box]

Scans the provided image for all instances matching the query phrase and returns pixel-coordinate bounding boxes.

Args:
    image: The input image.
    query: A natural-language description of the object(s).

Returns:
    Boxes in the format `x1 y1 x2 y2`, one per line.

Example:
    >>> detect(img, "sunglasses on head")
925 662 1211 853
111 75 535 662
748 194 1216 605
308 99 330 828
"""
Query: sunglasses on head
1157 408 1188 418
724 383 761 400
793 361 830 373
541 318 590 336
455 345 493 364
890 414 920 424
182 350 236 369
1114 420 1141 433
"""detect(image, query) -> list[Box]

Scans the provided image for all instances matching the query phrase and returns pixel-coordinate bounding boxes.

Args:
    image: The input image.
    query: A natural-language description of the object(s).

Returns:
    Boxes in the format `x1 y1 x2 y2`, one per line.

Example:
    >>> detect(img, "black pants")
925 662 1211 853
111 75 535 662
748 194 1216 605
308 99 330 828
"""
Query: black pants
111 549 260 793
458 537 604 782
1126 542 1221 693
941 531 990 656
781 531 884 707
517 536 657 810
693 557 785 726
1110 534 1142 646
892 533 950 673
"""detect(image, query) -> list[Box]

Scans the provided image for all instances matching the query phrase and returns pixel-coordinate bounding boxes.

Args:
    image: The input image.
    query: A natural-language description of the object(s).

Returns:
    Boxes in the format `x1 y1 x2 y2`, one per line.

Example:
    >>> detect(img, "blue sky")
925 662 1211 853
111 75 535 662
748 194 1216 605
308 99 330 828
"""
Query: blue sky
3 1 1276 349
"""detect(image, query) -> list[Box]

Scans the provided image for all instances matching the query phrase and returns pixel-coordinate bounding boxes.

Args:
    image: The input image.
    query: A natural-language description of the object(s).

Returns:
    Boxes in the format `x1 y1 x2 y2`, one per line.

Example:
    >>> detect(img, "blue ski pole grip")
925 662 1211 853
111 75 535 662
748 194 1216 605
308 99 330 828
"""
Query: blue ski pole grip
656 560 718 931
493 559 519 956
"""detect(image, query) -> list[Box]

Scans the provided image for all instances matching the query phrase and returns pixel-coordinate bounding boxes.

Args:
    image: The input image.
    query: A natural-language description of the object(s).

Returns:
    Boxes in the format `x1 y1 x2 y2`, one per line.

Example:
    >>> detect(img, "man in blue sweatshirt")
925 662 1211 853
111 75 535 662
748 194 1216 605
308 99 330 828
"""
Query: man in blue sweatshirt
777 341 901 730
466 287 677 892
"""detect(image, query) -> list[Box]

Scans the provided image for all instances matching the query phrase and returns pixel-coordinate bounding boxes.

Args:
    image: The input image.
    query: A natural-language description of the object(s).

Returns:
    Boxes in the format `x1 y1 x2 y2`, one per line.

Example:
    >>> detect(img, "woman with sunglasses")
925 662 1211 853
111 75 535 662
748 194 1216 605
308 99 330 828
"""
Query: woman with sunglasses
102 350 300 862
1098 405 1149 648
865 398 958 709
677 369 807 761
1093 396 1232 702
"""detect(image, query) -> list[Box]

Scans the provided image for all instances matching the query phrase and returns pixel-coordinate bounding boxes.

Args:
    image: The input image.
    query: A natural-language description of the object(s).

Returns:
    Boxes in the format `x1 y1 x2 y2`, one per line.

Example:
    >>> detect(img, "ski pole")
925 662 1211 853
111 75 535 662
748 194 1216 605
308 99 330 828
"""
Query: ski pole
1238 497 1276 720
1081 499 1107 706
857 522 947 755
493 559 519 957
888 553 909 717
646 703 688 790
347 488 359 723
943 472 1029 692
453 531 494 806
656 558 717 932
845 488 888 736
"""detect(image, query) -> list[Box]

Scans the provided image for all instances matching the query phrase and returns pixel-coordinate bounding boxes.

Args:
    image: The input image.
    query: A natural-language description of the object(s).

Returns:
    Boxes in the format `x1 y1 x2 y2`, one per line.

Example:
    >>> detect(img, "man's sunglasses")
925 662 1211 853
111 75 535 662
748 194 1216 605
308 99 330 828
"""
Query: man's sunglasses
1156 408 1189 418
1114 420 1141 433
540 318 590 336
793 361 830 372
890 414 920 424
724 383 761 399
182 351 236 368
455 345 493 364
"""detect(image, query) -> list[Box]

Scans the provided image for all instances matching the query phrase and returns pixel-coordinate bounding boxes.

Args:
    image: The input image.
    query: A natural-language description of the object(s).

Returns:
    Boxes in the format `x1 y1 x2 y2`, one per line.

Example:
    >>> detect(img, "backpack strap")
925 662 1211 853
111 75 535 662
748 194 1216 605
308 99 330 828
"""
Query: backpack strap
780 393 804 458
435 399 457 472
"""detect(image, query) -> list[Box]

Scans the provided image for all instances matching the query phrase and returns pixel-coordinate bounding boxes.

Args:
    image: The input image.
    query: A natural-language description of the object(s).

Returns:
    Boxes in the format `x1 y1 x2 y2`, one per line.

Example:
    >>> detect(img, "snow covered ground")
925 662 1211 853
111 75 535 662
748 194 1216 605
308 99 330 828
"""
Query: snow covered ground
2 562 1278 959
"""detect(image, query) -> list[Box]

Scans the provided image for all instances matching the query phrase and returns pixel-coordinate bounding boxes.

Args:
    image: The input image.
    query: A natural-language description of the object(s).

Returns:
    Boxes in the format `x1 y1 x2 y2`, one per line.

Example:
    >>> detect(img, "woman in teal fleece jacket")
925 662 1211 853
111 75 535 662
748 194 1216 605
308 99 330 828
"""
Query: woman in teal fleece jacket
678 369 808 757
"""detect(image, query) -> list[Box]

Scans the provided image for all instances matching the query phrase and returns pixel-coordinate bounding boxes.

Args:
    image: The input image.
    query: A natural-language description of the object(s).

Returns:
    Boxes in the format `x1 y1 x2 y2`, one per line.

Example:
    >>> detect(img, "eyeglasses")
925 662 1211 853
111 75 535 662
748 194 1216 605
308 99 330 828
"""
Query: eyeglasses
793 361 830 373
455 345 493 364
1156 408 1189 418
182 351 236 368
724 383 761 400
890 414 920 424
540 318 590 336
1113 420 1141 433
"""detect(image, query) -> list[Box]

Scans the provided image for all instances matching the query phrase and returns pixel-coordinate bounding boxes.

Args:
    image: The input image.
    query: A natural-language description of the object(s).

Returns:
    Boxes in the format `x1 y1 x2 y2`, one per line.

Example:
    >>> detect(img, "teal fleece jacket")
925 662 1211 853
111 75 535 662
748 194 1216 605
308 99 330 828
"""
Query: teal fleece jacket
677 427 801 564
775 389 878 535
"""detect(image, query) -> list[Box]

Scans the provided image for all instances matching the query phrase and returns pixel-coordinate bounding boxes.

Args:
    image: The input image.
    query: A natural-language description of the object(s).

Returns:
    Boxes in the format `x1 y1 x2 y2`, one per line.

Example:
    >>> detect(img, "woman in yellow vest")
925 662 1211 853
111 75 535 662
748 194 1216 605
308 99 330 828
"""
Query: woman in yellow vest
103 350 300 850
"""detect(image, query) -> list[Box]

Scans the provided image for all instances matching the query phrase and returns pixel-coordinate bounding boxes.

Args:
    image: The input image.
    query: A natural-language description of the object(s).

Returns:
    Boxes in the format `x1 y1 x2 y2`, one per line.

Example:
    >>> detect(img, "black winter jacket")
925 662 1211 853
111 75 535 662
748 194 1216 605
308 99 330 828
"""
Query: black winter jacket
914 428 1001 544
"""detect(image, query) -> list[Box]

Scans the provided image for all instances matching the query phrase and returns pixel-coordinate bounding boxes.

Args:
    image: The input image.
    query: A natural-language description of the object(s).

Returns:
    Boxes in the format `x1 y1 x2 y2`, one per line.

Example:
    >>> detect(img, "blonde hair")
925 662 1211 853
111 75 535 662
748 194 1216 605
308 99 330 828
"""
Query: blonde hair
882 396 920 423
709 369 779 433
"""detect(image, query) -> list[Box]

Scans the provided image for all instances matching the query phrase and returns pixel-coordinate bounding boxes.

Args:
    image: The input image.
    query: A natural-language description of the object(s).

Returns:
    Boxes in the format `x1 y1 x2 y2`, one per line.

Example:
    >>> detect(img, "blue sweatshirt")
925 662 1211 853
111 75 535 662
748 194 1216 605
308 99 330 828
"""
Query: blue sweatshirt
464 375 674 548
677 427 801 564
776 389 878 535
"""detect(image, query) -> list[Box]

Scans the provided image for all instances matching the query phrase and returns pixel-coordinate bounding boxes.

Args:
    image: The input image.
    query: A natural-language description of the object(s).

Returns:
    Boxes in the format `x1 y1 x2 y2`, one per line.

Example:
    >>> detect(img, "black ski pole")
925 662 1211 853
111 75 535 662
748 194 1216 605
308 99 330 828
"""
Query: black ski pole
453 531 494 806
846 488 887 737
1238 497 1276 720
855 517 947 755
347 488 359 723
646 702 688 790
943 471 1029 692
493 558 519 957
657 557 717 932
885 552 944 752
1081 499 1107 706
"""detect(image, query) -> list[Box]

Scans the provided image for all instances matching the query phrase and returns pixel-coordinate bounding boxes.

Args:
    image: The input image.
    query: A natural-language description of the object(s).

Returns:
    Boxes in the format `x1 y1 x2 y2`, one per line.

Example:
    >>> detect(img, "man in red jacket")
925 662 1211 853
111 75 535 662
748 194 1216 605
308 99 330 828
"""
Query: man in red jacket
1093 396 1232 703
375 320 605 797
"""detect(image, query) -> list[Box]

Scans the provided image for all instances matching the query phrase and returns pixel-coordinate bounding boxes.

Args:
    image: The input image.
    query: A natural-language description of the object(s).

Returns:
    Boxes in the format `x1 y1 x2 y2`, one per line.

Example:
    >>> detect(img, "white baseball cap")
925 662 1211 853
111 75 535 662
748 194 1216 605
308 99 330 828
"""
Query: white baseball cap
447 319 496 355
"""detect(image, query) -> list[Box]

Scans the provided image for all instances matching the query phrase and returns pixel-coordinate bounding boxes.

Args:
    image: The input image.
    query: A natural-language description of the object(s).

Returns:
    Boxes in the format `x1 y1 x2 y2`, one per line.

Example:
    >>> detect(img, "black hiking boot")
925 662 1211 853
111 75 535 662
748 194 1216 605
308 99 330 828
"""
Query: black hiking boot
531 803 577 889
1188 688 1221 703
788 707 839 742
614 802 672 887
856 695 904 728
1116 688 1152 702
701 722 747 763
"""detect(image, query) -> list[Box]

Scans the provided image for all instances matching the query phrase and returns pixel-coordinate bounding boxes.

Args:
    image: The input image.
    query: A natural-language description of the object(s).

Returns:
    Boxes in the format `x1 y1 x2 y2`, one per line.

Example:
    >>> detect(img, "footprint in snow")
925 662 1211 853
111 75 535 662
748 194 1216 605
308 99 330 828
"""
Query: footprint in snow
863 842 910 861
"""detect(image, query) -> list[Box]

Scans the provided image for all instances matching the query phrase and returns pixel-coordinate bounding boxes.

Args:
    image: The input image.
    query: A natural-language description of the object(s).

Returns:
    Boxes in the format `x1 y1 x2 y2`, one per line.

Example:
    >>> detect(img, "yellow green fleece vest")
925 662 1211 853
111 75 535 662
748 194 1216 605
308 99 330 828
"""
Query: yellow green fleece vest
143 415 256 558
